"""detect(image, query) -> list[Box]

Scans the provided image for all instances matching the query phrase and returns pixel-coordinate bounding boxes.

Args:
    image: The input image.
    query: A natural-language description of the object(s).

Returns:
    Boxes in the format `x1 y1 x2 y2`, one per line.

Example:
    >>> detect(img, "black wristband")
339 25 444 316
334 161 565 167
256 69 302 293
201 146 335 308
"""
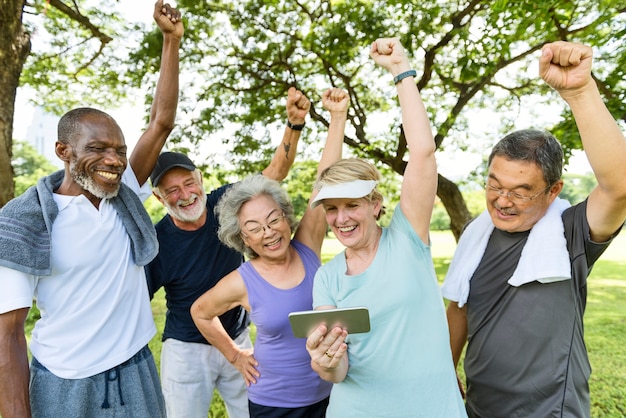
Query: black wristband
287 120 305 131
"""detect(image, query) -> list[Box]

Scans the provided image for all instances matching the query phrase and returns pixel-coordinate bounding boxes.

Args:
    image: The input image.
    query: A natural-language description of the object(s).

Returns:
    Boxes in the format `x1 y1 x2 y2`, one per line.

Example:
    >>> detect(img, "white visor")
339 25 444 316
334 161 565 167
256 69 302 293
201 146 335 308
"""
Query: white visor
311 180 378 208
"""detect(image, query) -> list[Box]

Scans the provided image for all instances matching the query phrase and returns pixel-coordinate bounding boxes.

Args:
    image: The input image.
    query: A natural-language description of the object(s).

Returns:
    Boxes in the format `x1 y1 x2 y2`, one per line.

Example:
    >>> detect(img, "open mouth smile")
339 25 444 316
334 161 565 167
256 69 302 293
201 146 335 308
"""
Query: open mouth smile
338 225 357 233
96 170 120 181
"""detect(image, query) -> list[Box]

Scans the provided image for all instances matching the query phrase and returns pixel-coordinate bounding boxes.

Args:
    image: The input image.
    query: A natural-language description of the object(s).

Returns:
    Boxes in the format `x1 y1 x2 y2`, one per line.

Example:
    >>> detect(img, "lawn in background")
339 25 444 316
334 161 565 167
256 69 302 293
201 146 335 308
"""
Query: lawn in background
151 229 626 417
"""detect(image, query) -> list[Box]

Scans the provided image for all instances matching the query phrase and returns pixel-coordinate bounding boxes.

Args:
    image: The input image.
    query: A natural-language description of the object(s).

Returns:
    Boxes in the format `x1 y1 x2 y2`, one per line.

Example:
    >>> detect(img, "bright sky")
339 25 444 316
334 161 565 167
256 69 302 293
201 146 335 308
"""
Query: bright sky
13 0 593 178
13 1 165 160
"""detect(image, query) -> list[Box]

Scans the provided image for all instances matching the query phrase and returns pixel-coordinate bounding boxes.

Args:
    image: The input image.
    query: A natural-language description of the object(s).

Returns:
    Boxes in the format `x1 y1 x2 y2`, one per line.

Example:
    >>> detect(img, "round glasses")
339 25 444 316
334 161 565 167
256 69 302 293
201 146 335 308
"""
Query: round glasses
242 214 286 238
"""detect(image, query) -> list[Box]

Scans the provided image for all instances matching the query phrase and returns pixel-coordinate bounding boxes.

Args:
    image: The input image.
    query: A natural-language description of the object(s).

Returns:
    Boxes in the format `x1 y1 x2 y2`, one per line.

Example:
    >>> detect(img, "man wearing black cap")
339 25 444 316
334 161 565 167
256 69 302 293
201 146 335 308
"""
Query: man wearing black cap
146 86 310 418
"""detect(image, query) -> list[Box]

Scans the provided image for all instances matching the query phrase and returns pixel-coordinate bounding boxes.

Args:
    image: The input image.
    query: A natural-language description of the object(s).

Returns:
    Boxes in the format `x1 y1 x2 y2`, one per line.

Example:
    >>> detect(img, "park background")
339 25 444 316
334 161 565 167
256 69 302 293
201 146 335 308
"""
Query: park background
5 0 626 417
16 139 626 416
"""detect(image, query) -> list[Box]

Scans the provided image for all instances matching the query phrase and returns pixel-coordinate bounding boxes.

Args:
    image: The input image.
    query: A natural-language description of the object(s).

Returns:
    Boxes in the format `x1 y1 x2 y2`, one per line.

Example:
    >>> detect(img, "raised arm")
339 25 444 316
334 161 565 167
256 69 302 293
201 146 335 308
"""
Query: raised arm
190 272 259 387
129 0 183 185
0 307 30 417
261 87 311 182
370 38 437 244
539 41 626 242
294 88 348 257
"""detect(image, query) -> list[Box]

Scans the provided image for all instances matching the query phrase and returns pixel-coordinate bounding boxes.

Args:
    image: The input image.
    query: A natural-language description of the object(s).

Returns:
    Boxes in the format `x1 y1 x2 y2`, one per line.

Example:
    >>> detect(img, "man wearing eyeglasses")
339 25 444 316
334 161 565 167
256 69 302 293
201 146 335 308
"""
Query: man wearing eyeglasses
145 87 310 418
442 41 626 418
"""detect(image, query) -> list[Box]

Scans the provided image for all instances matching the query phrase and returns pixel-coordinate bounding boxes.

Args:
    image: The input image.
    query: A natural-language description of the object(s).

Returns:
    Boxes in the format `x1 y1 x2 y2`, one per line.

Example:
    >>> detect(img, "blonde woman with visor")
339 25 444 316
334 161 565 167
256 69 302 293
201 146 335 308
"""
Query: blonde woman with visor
304 38 467 418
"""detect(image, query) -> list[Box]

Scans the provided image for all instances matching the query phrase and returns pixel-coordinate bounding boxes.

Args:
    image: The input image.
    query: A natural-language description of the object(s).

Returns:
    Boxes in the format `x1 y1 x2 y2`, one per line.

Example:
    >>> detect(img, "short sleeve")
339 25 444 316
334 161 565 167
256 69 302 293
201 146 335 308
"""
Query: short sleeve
0 266 36 314
122 162 152 202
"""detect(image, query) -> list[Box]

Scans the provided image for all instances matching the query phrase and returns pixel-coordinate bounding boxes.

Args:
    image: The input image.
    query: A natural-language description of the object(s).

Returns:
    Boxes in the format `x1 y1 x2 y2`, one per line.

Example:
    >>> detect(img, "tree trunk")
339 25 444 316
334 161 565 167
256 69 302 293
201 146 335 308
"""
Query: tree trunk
0 0 30 208
437 174 472 242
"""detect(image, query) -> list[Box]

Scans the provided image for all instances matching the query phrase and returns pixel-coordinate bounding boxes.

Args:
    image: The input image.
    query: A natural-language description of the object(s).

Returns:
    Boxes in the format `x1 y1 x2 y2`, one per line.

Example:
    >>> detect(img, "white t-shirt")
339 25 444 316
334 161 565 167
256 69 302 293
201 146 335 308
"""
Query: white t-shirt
0 167 156 379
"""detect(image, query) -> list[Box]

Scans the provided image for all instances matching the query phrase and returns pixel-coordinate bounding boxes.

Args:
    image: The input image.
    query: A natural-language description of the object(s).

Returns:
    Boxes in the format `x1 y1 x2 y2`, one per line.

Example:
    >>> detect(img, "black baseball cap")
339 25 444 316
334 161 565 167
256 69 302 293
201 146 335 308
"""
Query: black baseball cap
150 152 197 186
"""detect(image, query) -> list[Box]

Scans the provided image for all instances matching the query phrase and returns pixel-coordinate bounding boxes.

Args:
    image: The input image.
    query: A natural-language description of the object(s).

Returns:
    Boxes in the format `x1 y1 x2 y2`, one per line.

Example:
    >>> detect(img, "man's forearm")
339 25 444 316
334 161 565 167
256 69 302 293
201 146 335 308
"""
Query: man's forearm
566 82 626 189
129 32 181 184
446 303 468 368
0 310 31 418
150 34 180 131
262 127 302 181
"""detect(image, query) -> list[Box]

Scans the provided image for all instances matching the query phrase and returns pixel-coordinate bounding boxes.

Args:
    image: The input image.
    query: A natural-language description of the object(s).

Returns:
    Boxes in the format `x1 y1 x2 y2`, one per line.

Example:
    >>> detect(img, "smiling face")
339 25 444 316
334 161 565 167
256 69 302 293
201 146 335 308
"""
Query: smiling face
154 167 207 229
322 197 382 250
64 114 128 200
486 156 562 233
238 194 292 260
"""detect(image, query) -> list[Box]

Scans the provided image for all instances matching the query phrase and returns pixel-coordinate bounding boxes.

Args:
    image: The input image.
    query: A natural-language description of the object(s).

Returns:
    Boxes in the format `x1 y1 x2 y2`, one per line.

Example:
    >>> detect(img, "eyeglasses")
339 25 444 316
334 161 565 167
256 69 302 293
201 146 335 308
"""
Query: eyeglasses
242 214 286 238
485 183 551 205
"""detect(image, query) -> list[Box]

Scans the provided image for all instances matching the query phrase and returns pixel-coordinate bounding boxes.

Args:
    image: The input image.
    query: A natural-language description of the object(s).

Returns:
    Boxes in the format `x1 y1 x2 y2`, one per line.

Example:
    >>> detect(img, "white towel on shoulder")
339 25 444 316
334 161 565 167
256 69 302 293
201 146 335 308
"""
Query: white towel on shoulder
441 198 571 307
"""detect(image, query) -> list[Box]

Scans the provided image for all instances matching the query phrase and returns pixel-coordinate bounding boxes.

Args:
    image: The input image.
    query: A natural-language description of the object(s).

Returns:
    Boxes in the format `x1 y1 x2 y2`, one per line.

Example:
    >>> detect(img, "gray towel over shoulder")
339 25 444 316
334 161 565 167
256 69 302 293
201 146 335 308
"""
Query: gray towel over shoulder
0 170 158 276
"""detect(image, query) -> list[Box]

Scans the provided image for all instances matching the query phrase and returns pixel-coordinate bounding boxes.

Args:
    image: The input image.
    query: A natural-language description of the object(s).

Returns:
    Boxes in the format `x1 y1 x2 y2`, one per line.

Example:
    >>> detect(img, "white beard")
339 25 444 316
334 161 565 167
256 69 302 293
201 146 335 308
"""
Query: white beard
70 161 119 200
164 191 207 222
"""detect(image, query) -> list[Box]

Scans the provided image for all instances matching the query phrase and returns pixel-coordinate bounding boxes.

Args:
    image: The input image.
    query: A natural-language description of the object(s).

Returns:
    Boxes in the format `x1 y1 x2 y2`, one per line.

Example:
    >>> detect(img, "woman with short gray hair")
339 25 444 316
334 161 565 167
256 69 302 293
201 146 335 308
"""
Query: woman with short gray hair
216 174 299 260
191 88 349 417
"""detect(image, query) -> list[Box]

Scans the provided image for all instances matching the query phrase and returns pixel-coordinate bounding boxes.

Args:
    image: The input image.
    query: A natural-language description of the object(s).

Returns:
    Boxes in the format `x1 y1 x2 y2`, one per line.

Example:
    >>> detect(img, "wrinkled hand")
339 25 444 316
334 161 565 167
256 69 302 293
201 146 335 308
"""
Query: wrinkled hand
370 37 410 76
305 325 348 370
539 41 593 96
322 88 349 116
153 0 184 39
231 348 260 387
286 87 310 125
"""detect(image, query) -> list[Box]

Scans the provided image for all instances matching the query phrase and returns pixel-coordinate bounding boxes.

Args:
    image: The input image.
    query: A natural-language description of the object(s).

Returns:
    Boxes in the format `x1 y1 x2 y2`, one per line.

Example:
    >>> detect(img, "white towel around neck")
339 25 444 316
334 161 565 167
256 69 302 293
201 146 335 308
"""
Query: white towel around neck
441 198 572 307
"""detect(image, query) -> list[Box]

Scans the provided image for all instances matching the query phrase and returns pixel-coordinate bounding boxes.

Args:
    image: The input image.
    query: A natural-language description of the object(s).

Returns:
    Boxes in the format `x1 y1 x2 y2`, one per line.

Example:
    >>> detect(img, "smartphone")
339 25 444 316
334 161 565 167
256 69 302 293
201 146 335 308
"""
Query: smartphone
288 306 370 338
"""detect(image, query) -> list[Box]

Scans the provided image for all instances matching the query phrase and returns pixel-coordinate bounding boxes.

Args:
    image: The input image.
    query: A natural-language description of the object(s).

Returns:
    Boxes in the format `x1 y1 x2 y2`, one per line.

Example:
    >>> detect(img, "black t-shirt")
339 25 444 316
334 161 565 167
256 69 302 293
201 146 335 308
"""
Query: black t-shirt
145 184 249 344
465 200 616 418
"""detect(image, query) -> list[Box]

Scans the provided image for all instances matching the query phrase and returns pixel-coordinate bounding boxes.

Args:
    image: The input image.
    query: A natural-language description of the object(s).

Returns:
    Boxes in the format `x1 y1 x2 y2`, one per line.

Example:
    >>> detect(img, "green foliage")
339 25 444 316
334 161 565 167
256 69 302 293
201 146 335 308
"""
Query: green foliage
120 0 626 183
12 141 58 195
462 190 487 218
20 1 146 115
144 194 168 224
430 203 451 231
561 173 597 205
432 189 485 230
13 0 626 238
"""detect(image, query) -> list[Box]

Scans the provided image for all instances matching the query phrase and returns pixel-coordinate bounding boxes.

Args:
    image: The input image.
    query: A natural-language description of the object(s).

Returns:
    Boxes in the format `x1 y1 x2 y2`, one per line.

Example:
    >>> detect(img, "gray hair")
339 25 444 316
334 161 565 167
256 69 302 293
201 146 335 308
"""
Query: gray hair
216 174 299 259
488 129 564 186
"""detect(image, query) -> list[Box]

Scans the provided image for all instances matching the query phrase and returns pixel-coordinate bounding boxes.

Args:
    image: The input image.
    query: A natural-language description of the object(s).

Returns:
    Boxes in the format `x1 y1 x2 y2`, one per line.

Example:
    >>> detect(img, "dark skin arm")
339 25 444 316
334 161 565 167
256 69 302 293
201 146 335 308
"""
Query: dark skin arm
129 0 184 185
0 307 31 418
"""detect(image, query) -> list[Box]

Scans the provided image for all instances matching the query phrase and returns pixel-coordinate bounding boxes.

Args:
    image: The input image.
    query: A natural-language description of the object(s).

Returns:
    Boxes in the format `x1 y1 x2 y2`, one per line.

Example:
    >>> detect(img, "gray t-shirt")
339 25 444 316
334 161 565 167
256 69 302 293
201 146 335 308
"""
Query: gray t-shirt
464 200 615 418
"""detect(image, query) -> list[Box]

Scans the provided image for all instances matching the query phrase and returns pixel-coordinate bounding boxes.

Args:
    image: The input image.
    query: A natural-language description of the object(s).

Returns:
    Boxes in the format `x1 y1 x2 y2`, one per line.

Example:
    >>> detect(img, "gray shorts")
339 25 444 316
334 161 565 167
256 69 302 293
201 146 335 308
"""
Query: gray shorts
30 345 165 418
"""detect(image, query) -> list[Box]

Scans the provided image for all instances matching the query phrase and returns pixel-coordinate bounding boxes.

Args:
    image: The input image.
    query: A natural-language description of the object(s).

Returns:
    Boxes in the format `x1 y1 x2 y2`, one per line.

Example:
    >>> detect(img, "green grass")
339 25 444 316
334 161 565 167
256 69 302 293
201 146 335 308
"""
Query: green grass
26 230 626 417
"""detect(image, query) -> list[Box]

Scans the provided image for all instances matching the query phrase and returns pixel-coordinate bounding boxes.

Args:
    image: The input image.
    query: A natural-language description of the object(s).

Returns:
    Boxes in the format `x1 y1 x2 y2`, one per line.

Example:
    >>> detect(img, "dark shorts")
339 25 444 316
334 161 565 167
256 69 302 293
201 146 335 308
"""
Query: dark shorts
30 345 165 418
248 397 329 418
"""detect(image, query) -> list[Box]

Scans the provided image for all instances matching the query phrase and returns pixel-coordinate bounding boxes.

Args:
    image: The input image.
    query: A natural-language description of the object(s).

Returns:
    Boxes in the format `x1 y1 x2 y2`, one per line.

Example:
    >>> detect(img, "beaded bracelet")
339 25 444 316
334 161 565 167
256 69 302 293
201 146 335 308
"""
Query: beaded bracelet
393 70 417 84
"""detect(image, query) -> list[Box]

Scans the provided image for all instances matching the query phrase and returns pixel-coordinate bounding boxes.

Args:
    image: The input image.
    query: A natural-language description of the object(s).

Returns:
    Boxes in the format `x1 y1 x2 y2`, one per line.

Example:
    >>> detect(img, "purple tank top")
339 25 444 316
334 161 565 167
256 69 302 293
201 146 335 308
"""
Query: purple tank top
239 240 332 407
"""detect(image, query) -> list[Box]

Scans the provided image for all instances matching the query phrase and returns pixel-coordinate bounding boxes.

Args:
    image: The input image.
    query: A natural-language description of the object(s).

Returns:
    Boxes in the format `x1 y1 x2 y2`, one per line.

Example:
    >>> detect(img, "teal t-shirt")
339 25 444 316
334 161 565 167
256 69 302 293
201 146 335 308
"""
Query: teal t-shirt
313 207 466 418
